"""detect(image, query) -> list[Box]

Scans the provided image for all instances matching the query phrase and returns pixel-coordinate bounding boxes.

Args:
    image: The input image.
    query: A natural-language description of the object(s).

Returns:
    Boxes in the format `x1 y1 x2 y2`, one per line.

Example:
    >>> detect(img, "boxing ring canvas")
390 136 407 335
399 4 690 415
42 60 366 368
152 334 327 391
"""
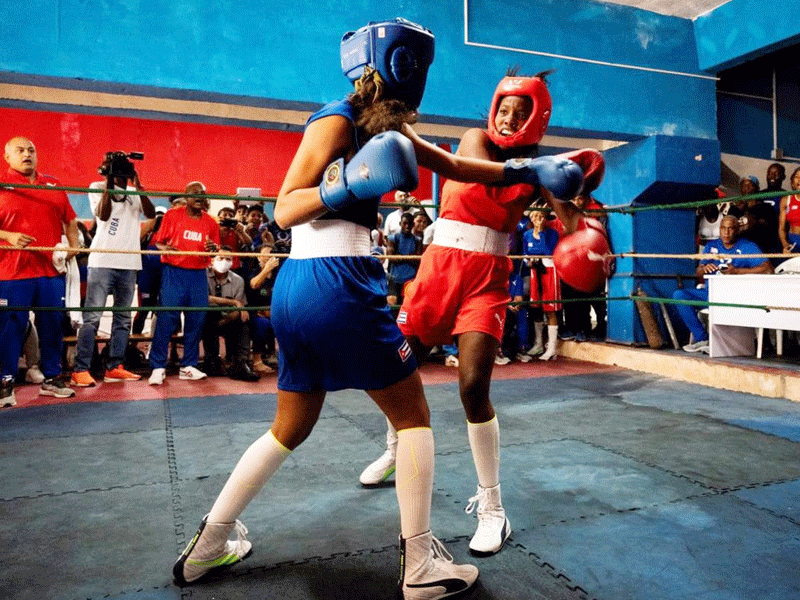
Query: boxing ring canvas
2 357 800 600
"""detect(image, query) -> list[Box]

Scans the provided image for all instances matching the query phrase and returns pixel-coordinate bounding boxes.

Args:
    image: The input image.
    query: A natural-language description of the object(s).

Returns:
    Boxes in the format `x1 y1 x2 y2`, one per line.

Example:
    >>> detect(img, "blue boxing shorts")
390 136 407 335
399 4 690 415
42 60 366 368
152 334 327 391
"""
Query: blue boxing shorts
272 256 417 392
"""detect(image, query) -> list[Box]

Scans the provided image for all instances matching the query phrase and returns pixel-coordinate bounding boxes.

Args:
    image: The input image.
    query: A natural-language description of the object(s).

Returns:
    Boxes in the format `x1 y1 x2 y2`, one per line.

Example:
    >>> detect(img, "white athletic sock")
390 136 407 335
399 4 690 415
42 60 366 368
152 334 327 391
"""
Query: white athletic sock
395 427 434 539
547 325 559 351
467 417 500 488
533 321 544 347
207 430 292 524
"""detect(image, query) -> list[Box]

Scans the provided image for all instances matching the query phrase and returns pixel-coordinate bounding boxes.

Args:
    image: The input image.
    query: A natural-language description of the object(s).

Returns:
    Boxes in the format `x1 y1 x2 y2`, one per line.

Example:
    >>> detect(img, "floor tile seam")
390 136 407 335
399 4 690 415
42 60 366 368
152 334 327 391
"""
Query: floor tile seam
735 491 800 528
502 540 598 600
576 437 719 489
0 426 167 443
1 479 171 502
507 479 800 534
66 583 179 600
164 399 188 557
579 437 800 491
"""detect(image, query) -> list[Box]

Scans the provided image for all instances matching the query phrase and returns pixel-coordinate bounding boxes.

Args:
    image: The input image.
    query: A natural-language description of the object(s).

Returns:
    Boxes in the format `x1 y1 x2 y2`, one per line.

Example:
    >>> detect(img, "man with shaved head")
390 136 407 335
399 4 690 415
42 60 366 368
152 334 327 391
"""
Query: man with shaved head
0 137 81 405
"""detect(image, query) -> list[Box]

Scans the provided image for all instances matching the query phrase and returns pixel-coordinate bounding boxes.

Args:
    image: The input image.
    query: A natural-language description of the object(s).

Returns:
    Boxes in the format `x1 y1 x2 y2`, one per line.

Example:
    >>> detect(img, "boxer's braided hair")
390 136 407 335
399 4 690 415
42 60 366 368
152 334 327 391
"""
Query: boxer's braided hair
350 67 418 142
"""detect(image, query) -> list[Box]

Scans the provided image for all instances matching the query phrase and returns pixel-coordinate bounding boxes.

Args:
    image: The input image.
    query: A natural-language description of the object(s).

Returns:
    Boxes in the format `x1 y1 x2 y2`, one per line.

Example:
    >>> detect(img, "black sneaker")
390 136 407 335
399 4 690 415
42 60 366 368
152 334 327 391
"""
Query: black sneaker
1 376 16 408
40 377 76 398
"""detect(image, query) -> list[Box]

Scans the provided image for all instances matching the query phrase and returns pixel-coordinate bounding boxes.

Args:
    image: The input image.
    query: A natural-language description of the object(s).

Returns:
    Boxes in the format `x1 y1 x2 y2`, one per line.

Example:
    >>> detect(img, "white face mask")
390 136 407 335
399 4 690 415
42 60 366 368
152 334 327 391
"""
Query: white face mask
213 258 232 274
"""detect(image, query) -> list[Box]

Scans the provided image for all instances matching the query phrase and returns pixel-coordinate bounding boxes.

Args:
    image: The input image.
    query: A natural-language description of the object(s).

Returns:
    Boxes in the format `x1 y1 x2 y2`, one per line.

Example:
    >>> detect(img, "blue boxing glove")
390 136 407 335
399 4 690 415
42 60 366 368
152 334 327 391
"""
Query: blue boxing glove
503 155 584 200
319 130 418 212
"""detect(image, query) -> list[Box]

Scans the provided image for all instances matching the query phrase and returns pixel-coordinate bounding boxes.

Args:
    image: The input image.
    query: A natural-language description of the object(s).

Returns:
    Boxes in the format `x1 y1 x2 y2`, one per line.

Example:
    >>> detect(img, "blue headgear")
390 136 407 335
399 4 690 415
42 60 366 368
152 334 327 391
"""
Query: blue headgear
340 18 435 110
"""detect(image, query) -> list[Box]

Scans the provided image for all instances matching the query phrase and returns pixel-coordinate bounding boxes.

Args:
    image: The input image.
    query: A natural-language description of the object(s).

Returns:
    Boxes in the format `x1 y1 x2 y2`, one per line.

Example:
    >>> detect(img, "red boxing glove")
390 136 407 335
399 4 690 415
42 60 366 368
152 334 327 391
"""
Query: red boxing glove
557 148 605 195
553 217 614 293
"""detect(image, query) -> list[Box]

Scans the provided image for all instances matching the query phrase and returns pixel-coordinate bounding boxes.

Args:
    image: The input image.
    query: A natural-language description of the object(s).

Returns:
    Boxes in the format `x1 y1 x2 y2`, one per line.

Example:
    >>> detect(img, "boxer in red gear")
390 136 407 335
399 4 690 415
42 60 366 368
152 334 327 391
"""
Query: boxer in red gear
363 69 605 558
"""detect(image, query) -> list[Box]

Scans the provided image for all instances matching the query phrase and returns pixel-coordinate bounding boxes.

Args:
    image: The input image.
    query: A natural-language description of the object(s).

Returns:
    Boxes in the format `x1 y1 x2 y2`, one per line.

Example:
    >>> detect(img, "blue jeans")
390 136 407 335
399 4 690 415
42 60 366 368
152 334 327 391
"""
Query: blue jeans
672 286 709 342
149 265 208 369
75 268 138 372
0 276 66 379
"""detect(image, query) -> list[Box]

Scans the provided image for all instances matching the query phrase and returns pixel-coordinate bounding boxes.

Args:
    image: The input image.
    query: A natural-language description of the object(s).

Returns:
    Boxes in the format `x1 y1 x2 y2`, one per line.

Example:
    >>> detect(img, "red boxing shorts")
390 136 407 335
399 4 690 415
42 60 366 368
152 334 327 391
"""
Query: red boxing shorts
397 245 512 346
531 263 561 312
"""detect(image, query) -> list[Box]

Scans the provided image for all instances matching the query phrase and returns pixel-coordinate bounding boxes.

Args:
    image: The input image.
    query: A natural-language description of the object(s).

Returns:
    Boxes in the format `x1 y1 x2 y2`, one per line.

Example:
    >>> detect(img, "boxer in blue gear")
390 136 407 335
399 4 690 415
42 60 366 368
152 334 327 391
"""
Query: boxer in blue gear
175 17 589 599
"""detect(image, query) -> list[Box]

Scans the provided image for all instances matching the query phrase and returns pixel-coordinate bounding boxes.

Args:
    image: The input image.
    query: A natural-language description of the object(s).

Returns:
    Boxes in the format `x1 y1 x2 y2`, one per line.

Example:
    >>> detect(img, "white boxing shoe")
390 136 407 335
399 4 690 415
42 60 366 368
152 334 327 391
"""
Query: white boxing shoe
399 531 479 599
359 428 398 486
465 484 511 556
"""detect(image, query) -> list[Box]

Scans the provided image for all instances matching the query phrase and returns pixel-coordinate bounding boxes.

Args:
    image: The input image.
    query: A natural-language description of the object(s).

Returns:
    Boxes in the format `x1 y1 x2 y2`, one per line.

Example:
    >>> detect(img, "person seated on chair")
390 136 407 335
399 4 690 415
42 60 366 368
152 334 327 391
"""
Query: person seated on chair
202 248 259 381
672 215 773 354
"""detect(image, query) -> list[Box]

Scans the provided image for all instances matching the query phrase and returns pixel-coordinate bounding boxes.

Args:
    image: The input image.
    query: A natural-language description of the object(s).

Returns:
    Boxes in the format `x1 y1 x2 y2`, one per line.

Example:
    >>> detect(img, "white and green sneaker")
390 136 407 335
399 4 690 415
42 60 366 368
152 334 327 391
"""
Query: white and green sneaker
173 515 252 586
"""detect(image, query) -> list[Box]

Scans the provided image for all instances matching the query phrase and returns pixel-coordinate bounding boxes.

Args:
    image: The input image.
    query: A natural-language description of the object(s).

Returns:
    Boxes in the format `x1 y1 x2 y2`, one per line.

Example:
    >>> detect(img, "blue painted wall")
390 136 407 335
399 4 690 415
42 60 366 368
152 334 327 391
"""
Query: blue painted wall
695 0 800 72
0 0 717 140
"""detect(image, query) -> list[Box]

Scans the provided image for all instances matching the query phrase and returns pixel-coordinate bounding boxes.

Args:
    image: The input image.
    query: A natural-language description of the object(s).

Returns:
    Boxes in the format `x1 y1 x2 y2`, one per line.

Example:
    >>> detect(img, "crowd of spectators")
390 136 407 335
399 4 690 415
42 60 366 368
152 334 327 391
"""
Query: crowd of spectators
0 137 296 403
671 162 799 354
2 137 797 405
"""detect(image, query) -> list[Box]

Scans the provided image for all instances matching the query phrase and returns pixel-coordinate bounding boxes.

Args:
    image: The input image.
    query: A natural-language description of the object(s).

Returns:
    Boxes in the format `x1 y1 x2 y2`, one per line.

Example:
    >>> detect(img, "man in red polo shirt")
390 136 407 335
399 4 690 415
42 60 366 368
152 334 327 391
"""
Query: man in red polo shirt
148 181 220 385
0 136 80 405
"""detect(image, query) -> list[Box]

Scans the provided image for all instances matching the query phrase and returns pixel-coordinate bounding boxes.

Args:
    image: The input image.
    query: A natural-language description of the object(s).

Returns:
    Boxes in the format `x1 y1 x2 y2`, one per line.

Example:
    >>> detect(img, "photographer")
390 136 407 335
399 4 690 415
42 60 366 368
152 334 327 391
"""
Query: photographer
71 151 155 388
216 206 252 277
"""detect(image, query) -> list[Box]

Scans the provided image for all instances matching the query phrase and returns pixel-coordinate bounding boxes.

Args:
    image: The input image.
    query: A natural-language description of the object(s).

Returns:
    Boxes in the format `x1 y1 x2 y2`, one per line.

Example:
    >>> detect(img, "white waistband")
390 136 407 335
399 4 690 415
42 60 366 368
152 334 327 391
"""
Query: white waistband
432 218 509 256
290 220 372 258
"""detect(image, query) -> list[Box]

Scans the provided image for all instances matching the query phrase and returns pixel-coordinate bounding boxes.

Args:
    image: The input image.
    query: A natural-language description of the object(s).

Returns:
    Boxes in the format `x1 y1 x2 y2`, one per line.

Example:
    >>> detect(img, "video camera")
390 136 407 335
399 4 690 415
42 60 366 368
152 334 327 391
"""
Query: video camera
220 218 239 228
99 151 144 179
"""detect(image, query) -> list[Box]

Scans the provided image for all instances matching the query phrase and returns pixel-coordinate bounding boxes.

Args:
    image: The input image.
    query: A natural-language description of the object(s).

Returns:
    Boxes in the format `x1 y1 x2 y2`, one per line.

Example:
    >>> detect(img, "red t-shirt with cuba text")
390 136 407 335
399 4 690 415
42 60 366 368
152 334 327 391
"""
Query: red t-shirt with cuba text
0 168 77 280
152 207 221 270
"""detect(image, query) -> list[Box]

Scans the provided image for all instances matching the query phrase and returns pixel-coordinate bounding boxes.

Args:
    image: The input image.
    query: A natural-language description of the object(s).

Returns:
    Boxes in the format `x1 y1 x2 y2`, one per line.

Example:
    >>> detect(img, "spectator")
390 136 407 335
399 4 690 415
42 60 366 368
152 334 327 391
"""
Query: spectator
243 204 265 244
412 208 432 238
247 243 280 375
696 202 723 251
201 249 259 381
265 215 292 256
217 205 252 276
19 319 45 384
70 152 156 387
132 205 167 339
779 166 800 254
765 162 786 218
385 211 422 307
234 203 249 225
383 190 419 238
371 212 386 250
0 136 79 404
673 215 773 354
497 213 531 364
560 193 608 342
733 175 780 261
148 181 221 385
523 202 561 360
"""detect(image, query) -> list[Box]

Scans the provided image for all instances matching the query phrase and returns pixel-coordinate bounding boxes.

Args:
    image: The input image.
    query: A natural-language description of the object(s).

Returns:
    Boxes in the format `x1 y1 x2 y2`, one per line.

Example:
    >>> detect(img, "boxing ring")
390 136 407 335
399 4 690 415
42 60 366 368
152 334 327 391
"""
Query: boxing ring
2 184 800 600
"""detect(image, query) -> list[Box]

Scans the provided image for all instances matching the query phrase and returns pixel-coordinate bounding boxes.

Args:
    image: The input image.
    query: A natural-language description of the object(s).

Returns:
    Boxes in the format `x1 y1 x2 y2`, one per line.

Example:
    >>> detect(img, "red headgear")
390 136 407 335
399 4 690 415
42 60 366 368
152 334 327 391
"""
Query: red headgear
487 76 552 149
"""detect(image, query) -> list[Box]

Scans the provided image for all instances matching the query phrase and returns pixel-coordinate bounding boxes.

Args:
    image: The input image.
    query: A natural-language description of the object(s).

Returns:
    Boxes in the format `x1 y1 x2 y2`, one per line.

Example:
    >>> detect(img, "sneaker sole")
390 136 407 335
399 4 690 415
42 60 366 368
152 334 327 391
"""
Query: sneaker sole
71 381 96 387
104 377 141 382
179 374 207 380
2 400 16 408
39 390 76 398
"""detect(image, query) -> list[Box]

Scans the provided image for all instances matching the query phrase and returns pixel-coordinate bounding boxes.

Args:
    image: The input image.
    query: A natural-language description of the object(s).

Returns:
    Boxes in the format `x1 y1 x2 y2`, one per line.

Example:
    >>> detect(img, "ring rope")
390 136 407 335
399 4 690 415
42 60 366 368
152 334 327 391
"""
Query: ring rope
1 245 798 262
3 183 799 319
1 179 794 214
5 295 798 315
